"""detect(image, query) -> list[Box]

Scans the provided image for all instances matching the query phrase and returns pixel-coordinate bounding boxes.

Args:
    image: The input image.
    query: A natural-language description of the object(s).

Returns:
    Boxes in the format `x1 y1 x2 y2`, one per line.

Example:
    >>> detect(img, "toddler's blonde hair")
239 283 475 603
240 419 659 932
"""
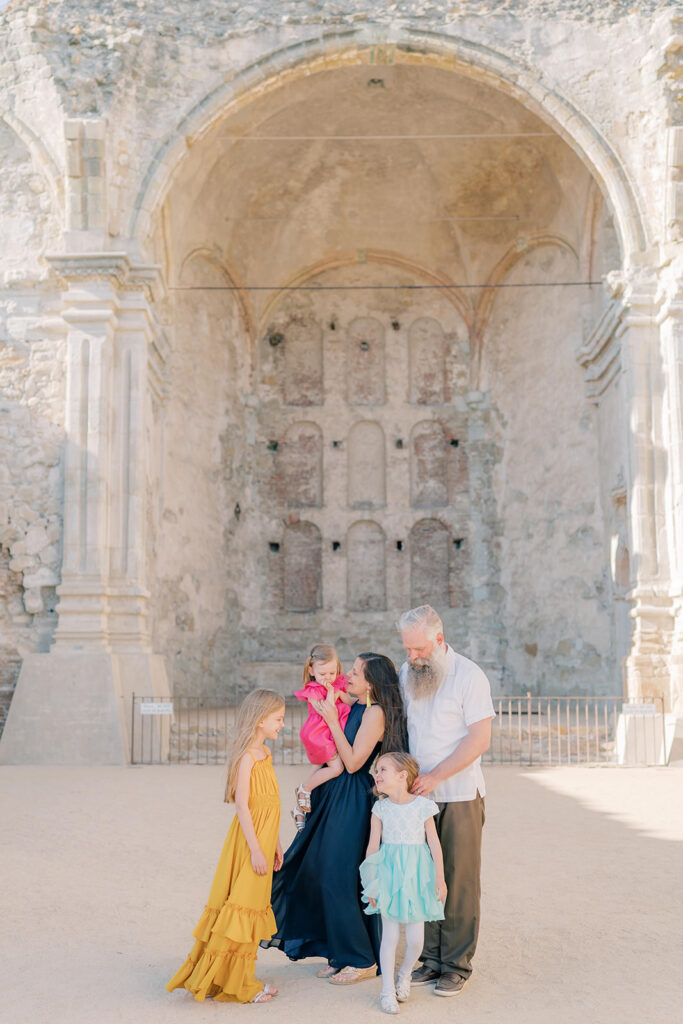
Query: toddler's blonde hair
224 688 285 803
302 643 342 687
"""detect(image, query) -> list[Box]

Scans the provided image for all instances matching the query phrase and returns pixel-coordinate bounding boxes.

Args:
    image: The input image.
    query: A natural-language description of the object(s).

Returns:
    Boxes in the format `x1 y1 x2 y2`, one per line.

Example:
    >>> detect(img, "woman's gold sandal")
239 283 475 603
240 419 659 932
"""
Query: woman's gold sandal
315 964 340 978
328 964 377 985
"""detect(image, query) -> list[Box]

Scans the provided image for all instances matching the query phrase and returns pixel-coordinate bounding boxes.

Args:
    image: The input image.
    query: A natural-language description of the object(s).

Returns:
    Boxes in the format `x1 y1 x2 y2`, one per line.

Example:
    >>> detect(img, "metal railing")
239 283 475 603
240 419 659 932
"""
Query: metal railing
481 693 666 766
130 693 668 767
130 695 309 766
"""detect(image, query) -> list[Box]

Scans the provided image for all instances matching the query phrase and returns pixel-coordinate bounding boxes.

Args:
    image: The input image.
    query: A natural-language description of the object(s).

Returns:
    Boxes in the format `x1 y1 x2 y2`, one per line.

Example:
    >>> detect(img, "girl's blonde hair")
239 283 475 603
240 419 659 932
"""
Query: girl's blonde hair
302 643 342 687
374 751 420 798
224 689 285 803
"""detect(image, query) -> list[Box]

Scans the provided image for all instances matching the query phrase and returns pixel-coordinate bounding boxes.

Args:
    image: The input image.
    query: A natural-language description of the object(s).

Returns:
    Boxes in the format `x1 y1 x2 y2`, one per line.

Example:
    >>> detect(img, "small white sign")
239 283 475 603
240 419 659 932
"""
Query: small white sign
140 701 174 716
622 703 658 716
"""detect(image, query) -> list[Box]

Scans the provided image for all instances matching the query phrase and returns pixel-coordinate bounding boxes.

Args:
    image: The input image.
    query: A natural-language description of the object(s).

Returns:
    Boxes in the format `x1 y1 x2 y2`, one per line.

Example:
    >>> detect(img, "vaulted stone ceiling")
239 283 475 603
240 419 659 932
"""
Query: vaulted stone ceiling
163 63 598 320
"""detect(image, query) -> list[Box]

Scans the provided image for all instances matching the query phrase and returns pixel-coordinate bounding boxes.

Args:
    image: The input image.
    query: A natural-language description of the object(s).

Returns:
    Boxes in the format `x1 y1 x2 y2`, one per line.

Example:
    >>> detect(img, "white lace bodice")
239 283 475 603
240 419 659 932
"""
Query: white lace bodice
371 795 439 845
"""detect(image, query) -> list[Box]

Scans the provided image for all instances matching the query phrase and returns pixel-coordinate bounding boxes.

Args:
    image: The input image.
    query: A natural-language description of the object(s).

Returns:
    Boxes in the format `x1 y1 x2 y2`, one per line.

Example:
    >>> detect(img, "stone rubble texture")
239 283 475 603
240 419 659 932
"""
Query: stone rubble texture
0 0 681 760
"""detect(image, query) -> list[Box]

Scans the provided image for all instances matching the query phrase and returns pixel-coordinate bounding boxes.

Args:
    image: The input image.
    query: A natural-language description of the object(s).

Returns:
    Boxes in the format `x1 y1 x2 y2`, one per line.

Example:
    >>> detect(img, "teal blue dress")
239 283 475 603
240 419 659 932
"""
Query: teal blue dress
360 795 445 923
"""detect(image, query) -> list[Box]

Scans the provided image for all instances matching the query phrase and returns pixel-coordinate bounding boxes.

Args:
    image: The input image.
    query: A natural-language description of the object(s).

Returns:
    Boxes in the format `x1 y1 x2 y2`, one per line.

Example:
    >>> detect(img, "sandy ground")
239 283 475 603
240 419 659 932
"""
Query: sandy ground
2 763 682 1024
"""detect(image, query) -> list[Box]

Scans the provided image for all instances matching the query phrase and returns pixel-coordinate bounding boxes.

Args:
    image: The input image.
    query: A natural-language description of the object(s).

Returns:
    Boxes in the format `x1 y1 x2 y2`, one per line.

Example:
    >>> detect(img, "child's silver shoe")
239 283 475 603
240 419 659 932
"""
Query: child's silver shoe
380 994 399 1014
395 975 411 1002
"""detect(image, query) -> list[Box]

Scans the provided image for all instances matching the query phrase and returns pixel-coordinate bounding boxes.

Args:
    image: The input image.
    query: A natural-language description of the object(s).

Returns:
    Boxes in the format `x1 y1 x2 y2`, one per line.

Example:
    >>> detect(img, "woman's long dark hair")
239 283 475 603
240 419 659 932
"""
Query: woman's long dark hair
359 652 408 754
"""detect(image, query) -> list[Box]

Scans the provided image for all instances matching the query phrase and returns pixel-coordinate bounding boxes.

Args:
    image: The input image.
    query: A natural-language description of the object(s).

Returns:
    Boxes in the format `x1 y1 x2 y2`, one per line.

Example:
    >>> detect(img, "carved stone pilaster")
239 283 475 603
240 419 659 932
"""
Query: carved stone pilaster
655 259 683 713
606 267 680 711
0 253 170 764
46 253 168 652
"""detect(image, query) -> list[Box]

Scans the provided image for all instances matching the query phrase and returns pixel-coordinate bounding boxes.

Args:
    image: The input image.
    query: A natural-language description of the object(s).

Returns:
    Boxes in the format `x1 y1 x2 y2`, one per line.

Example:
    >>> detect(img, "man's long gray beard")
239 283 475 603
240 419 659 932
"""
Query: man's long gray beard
405 644 448 699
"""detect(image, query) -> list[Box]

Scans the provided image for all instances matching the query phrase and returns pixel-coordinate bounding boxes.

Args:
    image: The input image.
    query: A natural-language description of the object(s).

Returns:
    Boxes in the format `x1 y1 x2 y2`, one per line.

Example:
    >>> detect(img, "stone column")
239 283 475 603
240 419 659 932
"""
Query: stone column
615 270 676 707
50 255 123 647
106 264 168 651
656 264 683 717
0 254 170 764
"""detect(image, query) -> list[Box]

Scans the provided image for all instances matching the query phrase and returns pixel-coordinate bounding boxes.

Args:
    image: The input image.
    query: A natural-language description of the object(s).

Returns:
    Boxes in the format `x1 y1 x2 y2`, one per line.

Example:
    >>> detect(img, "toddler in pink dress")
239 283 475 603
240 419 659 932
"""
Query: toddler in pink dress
292 643 354 829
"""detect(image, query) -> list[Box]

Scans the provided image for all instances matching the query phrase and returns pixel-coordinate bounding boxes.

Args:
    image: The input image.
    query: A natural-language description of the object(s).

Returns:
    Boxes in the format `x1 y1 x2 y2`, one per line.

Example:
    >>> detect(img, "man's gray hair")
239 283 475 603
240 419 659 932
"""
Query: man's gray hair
398 605 444 640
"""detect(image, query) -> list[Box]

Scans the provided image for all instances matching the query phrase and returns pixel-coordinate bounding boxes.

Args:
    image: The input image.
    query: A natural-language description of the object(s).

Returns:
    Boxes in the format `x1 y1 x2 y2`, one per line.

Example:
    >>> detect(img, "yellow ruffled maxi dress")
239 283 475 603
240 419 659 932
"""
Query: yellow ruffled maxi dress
166 751 280 1002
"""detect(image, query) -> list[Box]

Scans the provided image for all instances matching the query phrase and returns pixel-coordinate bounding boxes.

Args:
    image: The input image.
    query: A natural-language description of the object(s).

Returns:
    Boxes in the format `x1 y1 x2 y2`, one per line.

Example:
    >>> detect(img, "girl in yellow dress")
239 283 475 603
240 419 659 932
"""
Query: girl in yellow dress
167 689 285 1004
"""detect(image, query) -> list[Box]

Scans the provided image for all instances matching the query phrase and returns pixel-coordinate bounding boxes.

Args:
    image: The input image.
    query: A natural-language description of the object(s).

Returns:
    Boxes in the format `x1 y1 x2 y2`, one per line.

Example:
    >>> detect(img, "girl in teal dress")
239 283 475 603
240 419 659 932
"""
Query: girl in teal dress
360 752 447 1014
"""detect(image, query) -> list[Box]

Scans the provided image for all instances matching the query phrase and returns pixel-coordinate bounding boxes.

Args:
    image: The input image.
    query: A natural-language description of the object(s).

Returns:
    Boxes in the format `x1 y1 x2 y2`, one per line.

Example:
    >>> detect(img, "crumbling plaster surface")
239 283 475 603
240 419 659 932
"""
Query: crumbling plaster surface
482 245 613 694
0 0 681 726
0 2 677 258
0 288 65 726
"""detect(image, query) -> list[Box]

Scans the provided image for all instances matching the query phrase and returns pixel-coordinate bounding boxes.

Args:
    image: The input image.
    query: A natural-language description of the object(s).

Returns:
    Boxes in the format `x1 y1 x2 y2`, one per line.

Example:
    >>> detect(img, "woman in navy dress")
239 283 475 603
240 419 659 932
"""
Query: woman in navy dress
263 653 407 984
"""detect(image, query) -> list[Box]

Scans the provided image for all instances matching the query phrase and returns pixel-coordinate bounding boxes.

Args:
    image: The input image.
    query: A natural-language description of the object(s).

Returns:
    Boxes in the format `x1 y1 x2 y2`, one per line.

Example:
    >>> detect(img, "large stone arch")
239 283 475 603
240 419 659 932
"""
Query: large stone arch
129 30 644 263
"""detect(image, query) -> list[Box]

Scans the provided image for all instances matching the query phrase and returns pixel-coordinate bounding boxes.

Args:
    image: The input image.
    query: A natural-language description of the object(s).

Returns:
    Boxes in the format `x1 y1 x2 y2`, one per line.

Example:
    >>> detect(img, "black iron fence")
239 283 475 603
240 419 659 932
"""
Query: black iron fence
130 693 668 767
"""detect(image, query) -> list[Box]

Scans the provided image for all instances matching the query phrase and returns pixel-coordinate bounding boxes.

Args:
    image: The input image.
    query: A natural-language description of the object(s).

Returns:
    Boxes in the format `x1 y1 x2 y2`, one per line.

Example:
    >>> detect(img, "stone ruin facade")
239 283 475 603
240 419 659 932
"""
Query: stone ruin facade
0 0 681 762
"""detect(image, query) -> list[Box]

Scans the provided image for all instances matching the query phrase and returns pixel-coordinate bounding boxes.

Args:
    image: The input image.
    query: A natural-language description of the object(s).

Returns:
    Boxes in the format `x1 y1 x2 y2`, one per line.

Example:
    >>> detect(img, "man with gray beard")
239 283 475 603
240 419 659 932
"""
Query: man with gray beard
398 605 494 997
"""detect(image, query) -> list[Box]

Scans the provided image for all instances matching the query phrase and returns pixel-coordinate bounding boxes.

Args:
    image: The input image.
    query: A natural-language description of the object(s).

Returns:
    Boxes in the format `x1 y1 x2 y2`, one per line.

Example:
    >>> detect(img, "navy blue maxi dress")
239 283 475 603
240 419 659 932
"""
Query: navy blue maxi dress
263 701 381 969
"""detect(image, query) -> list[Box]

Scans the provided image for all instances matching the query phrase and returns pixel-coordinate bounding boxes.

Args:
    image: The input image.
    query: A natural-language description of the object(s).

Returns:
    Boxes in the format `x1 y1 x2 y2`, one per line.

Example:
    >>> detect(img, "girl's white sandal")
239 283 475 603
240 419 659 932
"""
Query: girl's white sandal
380 994 400 1014
395 975 411 1001
294 784 311 811
252 984 278 1003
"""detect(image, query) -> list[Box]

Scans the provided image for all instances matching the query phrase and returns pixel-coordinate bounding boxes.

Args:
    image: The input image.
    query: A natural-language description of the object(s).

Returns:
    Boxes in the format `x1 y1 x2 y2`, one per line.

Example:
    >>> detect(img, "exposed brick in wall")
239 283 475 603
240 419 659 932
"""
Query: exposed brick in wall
348 420 386 509
411 420 448 507
347 520 386 612
409 317 445 405
283 521 322 612
283 319 323 406
410 518 450 607
281 422 323 508
346 317 385 406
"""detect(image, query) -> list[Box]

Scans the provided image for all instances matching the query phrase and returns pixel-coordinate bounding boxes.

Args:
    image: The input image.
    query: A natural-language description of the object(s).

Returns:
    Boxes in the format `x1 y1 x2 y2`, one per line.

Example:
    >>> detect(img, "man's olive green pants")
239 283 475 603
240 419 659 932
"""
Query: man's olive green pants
420 794 485 979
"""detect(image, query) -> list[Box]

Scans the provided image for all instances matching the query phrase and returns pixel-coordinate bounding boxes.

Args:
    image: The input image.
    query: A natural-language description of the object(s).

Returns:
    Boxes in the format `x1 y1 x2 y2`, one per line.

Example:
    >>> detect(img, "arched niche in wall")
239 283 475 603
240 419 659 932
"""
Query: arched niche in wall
410 518 449 607
447 434 468 509
281 422 323 507
346 317 385 406
283 521 322 611
408 317 445 405
450 535 469 609
283 319 323 405
347 421 386 509
347 521 387 612
410 421 448 507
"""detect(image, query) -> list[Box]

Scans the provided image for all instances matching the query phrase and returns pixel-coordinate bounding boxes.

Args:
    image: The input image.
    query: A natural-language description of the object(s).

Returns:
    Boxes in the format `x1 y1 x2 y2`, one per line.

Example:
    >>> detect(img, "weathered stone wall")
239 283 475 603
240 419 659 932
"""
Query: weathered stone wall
0 111 64 729
0 288 65 726
0 0 681 736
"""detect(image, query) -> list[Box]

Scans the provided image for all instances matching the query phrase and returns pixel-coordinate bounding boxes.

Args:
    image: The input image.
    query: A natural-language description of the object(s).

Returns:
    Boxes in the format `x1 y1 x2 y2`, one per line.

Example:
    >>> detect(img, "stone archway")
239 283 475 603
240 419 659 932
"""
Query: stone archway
143 57 625 699
4 26 678 766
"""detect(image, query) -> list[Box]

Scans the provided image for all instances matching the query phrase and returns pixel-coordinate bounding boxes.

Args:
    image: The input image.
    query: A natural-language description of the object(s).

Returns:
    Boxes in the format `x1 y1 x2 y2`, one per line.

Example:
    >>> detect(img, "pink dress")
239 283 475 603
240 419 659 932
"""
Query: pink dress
294 674 351 764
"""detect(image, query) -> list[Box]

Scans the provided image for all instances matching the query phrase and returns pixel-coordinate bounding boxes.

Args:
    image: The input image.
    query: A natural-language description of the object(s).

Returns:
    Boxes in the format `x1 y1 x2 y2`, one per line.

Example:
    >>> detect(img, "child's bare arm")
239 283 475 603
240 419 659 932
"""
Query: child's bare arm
425 816 447 901
235 752 268 875
323 680 354 706
365 812 382 858
365 813 382 907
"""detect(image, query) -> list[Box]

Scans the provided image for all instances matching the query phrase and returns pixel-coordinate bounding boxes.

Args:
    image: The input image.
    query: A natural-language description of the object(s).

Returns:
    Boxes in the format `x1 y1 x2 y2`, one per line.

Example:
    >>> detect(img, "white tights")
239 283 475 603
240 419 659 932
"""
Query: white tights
379 917 424 997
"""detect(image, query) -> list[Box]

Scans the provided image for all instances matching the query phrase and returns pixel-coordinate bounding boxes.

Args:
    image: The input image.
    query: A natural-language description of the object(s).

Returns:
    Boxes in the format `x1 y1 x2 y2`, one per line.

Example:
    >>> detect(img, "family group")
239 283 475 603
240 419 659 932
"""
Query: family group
166 604 495 1013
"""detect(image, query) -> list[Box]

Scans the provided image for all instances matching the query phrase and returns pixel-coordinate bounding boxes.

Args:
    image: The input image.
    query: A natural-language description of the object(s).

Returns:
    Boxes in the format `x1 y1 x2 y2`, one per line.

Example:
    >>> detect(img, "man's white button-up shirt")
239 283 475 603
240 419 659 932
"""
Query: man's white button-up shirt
399 644 495 803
